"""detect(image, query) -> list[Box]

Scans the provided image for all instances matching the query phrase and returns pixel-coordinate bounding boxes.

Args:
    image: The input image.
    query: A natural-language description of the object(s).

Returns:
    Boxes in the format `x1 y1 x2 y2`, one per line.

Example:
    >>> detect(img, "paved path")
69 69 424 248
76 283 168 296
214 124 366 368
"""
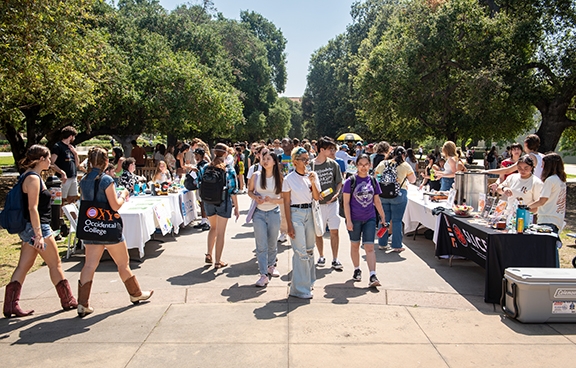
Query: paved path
1 194 576 367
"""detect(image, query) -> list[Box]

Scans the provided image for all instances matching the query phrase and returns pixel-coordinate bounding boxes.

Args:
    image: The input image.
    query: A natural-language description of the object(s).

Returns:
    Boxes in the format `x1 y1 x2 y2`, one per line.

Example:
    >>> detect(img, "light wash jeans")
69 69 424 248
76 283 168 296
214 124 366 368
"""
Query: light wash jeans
253 207 281 276
378 188 408 249
289 207 316 298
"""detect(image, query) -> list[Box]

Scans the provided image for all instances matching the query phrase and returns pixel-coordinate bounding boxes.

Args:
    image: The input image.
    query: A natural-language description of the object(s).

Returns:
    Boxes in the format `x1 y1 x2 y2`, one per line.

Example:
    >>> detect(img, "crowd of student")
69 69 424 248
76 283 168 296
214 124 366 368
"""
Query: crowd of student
3 128 568 317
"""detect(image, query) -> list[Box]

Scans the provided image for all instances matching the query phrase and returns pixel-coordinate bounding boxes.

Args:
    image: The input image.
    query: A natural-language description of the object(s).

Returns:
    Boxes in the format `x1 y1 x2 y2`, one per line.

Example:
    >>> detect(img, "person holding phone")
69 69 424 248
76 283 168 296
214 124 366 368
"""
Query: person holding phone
3 145 78 318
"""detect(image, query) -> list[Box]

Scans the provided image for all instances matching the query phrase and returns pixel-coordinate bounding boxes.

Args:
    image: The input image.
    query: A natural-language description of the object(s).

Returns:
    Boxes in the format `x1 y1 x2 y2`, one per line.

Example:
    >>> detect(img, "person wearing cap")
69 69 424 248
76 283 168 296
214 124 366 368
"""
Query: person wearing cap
335 145 355 172
355 142 364 158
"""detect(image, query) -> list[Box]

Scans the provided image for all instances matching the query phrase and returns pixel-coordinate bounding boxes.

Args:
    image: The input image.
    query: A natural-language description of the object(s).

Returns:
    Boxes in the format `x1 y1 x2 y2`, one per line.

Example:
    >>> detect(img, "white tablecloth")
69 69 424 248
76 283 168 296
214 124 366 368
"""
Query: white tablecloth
403 185 447 234
118 190 198 257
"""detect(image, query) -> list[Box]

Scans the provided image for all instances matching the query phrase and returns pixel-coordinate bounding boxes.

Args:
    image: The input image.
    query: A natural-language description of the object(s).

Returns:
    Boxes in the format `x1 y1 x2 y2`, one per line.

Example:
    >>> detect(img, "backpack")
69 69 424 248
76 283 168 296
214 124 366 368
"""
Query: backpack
0 172 40 234
377 161 405 198
487 152 495 163
199 166 227 205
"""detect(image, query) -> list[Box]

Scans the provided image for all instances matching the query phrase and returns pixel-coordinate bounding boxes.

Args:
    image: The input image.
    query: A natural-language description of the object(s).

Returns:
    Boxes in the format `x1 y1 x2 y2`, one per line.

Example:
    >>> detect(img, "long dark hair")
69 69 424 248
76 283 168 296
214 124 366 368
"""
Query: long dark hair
260 151 283 195
391 146 406 165
541 152 566 182
406 148 417 162
112 147 124 165
19 144 50 170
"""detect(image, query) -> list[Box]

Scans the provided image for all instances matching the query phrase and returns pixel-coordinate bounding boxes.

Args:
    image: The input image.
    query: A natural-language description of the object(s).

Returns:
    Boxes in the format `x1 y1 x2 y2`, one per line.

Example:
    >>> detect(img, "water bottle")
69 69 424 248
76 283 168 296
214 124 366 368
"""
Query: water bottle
134 183 140 196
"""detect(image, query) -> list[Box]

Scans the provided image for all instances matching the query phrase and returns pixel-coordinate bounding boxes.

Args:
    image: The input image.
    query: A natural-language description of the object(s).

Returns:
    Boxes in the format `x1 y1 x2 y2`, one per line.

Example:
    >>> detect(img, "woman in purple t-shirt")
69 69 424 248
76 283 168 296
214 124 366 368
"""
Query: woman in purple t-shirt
342 154 386 288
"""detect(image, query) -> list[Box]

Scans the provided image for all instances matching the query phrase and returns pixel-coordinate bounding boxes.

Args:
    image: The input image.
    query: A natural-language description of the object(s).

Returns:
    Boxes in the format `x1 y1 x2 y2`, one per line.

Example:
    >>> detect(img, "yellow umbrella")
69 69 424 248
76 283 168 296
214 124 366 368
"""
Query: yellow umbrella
336 133 363 141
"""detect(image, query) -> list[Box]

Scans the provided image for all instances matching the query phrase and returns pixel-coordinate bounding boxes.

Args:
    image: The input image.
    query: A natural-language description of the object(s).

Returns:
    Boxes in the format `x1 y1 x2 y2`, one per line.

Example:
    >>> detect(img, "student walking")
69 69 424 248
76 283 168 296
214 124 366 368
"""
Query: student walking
3 145 78 318
249 151 283 287
282 147 321 298
77 146 153 317
342 154 387 288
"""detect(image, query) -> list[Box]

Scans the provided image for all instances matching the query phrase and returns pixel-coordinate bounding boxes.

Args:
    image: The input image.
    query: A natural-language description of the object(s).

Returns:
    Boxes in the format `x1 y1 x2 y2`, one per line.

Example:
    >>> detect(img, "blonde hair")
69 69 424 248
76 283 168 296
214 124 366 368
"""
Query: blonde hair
291 147 308 161
442 141 457 158
210 143 229 169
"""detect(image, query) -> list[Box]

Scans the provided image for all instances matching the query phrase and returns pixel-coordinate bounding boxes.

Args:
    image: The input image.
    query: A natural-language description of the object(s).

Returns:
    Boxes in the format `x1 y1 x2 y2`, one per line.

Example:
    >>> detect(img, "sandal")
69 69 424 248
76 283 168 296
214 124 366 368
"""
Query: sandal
205 254 213 264
214 261 228 269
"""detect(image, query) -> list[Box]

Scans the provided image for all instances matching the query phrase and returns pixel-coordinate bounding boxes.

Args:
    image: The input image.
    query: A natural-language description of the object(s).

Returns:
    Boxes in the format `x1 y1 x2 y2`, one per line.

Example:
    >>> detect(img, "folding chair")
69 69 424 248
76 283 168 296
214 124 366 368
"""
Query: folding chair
62 203 81 259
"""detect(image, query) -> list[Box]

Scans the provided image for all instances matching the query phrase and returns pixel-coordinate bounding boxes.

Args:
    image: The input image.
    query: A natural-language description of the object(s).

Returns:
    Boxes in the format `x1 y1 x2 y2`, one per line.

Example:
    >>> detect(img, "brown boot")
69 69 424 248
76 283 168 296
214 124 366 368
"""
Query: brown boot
3 281 34 318
77 280 94 317
55 279 78 310
123 275 153 304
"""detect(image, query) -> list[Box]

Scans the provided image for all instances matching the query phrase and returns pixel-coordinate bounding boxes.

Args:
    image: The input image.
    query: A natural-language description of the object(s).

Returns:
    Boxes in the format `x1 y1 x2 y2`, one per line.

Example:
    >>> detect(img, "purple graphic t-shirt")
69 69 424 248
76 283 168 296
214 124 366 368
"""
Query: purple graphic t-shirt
343 175 381 222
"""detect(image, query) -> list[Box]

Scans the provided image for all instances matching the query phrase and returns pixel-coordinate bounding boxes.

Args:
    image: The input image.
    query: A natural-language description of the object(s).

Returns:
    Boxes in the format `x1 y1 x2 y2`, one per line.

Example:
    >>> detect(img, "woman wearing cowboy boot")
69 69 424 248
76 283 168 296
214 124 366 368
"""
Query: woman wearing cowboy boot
3 145 78 318
77 146 153 317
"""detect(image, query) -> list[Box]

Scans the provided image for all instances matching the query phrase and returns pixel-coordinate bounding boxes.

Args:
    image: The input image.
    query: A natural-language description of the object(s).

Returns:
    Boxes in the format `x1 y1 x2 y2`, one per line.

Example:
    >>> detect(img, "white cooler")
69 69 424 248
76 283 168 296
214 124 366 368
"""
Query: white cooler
502 268 576 323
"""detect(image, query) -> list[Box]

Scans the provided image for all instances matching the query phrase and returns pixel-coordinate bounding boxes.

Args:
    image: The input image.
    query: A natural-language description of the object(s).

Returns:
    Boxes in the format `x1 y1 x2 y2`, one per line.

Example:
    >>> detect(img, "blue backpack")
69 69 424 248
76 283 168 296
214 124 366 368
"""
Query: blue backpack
0 172 40 234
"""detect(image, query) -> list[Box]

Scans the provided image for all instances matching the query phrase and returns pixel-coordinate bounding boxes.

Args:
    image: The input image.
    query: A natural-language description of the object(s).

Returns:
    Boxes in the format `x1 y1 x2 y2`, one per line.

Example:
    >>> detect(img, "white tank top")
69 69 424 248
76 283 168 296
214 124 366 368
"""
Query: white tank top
531 152 544 180
443 157 455 176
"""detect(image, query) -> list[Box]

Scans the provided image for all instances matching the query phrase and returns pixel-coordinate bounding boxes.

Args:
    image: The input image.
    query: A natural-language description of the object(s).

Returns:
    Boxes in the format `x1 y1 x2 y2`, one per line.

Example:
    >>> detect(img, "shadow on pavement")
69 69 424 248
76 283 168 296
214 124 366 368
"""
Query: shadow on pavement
8 305 133 344
167 266 221 285
322 279 376 304
221 282 269 302
253 298 311 320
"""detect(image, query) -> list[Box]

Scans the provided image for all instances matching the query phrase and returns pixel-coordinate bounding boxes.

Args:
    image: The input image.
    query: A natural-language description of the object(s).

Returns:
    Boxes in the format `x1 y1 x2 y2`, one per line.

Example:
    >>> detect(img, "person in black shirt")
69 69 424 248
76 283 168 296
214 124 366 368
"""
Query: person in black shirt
3 145 77 318
50 126 79 205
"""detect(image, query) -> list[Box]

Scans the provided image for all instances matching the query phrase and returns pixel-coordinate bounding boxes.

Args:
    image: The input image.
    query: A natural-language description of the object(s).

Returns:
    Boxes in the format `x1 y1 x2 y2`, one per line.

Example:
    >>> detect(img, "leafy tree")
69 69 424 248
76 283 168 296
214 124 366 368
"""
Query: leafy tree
284 98 304 139
0 0 110 164
240 10 288 94
266 99 291 139
355 0 533 143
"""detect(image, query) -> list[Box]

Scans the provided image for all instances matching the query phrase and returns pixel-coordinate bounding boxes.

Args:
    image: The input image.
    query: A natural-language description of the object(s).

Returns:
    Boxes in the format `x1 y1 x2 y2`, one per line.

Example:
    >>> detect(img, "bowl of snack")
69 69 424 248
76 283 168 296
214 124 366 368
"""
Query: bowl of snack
452 205 474 217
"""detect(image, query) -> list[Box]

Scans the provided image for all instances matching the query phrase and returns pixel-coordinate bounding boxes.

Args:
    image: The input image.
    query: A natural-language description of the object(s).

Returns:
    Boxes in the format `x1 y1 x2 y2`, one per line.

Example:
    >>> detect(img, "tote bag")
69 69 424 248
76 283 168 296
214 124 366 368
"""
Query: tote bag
312 199 324 237
77 179 124 242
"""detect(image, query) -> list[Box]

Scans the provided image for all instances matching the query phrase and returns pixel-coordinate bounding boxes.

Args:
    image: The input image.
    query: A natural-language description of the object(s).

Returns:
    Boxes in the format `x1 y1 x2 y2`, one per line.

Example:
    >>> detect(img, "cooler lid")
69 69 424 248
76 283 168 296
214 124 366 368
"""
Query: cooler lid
505 268 576 282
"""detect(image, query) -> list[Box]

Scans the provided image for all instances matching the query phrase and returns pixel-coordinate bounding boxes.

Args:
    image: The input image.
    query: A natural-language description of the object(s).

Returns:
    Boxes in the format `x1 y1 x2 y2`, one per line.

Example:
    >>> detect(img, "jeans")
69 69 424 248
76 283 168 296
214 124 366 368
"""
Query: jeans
289 207 316 297
378 189 408 249
440 177 454 191
253 207 281 276
348 218 376 244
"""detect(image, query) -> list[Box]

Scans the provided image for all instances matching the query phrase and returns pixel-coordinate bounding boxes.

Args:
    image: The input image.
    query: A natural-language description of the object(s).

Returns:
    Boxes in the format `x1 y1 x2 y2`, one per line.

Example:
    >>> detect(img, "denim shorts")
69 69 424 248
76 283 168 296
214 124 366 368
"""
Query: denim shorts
19 223 53 245
348 217 376 244
204 198 232 219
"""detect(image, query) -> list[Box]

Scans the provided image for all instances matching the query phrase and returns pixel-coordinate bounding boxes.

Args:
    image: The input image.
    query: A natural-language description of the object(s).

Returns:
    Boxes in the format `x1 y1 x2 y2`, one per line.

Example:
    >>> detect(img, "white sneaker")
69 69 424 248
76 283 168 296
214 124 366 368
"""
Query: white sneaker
277 233 287 243
255 274 269 287
268 266 280 278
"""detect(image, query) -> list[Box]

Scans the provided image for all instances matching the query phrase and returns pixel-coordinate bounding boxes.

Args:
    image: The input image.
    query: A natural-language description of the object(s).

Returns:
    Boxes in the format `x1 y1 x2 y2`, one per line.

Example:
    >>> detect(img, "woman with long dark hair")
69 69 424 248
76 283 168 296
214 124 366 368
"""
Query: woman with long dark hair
201 143 240 268
528 153 567 234
77 147 153 317
374 146 416 252
248 151 283 286
3 145 78 318
419 154 441 191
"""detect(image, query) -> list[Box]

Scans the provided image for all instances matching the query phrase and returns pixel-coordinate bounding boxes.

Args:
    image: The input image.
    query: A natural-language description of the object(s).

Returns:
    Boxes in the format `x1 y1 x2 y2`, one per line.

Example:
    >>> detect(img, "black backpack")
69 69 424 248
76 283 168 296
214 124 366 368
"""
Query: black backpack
487 152 495 163
378 161 404 198
199 166 227 205
0 172 40 234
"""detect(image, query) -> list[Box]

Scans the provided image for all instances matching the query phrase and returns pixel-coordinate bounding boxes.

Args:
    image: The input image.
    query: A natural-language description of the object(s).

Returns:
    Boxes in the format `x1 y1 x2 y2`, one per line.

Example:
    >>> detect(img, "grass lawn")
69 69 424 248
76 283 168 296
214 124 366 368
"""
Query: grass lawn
0 156 15 166
0 230 71 287
568 173 576 179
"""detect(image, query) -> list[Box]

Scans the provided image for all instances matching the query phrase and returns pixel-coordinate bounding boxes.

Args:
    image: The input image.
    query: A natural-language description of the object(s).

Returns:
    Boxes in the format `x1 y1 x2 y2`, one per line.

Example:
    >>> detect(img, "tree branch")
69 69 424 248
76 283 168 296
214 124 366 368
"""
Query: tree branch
524 62 559 86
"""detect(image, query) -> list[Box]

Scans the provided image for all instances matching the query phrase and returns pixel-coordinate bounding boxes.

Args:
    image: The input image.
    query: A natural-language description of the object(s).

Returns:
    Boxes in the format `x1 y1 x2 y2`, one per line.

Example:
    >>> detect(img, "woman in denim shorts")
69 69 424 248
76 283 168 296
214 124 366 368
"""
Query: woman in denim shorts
342 154 386 288
202 143 239 269
3 145 78 318
76 147 153 317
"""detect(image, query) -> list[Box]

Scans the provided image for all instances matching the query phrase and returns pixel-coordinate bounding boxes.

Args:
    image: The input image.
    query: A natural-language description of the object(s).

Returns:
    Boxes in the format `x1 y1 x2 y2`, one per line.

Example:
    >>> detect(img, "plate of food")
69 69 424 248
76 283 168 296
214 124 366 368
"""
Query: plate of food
452 205 474 217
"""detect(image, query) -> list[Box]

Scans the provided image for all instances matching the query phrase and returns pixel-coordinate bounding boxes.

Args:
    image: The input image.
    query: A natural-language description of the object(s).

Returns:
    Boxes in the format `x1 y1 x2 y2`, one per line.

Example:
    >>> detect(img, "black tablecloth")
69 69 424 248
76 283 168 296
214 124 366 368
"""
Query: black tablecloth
435 213 557 303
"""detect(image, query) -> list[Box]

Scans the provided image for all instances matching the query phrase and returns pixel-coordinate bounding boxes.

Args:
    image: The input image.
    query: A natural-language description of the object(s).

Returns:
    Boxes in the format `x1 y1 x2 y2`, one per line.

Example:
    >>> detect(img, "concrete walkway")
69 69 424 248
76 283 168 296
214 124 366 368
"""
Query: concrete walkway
1 194 575 367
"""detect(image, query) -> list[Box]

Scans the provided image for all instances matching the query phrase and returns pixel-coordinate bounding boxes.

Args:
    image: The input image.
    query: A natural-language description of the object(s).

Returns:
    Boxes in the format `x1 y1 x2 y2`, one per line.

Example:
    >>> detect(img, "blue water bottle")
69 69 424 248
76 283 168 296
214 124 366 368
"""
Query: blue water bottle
516 205 528 231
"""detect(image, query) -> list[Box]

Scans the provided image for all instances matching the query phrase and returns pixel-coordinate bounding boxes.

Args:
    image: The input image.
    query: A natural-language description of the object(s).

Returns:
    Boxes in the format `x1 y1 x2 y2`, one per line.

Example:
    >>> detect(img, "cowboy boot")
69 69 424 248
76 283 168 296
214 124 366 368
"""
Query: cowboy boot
77 280 94 317
3 281 34 318
123 275 153 304
55 279 78 311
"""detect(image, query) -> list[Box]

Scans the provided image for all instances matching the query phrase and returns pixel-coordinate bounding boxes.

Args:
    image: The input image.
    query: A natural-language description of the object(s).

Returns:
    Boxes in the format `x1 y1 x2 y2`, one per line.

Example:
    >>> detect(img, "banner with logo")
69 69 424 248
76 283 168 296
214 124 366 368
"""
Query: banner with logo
436 213 488 268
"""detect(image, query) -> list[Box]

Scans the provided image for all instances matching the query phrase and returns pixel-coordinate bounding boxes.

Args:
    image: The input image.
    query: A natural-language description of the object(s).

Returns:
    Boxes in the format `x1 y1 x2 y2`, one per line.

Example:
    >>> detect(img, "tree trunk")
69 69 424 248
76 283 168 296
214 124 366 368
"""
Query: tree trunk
116 135 140 158
1 121 26 172
535 100 575 153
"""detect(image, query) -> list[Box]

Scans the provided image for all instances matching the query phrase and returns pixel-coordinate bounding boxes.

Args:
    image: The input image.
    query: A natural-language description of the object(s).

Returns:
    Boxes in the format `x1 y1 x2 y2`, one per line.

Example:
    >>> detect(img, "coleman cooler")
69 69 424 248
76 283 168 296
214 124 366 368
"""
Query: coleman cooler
501 268 576 323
